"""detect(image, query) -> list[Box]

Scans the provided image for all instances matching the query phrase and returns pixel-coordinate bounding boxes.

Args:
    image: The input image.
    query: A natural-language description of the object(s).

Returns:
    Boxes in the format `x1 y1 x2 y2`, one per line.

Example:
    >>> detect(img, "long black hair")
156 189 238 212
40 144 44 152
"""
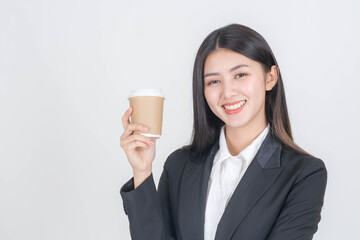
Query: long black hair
182 23 309 156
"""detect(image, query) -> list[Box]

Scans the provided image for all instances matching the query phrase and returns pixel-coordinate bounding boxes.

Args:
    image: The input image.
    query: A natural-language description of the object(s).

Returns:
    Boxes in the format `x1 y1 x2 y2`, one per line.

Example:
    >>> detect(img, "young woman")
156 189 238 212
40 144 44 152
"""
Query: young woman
119 24 327 240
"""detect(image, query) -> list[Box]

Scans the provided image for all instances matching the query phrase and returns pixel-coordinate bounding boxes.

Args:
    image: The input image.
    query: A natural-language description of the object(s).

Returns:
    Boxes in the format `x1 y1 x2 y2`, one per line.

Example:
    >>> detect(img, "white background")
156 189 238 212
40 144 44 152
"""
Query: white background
1 0 359 239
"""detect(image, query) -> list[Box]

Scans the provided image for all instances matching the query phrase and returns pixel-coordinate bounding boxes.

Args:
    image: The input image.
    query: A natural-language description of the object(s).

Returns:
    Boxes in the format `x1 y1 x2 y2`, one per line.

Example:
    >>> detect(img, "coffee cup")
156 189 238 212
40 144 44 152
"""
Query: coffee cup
128 88 165 139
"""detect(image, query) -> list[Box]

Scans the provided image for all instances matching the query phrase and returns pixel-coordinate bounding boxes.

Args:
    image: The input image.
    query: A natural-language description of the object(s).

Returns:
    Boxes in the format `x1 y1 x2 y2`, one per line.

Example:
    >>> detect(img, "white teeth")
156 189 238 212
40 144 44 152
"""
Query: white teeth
224 100 246 110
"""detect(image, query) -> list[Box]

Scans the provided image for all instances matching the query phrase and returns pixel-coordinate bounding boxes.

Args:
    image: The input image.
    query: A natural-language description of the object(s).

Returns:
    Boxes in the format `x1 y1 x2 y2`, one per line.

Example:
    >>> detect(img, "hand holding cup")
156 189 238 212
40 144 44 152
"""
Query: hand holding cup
120 107 156 188
120 88 165 188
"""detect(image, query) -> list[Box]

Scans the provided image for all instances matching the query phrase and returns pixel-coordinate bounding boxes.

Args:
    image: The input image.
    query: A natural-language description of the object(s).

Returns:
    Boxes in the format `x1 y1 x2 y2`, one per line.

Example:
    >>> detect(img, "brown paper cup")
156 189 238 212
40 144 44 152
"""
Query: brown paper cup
128 89 165 139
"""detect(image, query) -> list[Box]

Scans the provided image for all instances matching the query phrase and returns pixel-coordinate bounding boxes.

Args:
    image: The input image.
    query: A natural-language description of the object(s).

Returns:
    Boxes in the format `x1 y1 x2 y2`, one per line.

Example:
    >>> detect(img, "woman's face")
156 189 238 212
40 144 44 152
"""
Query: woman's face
203 48 277 131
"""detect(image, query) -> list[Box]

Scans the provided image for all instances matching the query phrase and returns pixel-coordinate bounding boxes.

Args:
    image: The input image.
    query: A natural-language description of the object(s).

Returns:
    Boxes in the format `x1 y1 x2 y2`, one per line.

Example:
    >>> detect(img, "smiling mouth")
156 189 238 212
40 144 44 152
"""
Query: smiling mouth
222 100 247 110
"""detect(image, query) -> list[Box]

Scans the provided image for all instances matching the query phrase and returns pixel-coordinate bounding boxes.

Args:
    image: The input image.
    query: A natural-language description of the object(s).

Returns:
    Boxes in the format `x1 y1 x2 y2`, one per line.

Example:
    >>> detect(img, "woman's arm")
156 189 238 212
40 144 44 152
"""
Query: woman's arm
267 160 327 240
120 167 177 240
119 107 178 239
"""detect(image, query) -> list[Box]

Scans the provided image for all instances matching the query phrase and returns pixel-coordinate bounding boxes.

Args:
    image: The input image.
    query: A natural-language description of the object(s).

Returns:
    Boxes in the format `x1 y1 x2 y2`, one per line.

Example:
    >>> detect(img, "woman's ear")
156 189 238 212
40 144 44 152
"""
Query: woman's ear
265 65 278 91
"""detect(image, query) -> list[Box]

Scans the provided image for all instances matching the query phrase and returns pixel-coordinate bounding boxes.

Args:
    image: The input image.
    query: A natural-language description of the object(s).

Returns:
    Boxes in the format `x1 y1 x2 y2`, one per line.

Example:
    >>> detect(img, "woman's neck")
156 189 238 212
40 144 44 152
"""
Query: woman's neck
225 119 268 156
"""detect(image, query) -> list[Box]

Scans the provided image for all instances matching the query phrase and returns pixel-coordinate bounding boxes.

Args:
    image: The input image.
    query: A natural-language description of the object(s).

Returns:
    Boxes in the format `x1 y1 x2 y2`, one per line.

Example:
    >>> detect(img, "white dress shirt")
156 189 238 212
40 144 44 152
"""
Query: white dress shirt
204 123 270 240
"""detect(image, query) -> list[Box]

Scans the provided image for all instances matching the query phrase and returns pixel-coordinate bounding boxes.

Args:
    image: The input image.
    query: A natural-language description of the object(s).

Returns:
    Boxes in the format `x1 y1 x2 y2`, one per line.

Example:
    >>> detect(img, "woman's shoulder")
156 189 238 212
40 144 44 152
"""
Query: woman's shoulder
162 144 209 171
280 145 327 179
163 146 192 170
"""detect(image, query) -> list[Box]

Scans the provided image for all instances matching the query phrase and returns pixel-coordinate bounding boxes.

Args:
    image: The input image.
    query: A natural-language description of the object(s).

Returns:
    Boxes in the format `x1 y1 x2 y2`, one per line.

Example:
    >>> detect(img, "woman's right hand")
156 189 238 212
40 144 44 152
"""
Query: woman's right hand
120 107 156 188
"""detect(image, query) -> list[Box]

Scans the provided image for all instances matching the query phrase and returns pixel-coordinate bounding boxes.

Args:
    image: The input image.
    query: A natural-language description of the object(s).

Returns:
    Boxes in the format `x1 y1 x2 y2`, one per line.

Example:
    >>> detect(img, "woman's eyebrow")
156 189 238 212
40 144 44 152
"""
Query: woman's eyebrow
204 64 249 78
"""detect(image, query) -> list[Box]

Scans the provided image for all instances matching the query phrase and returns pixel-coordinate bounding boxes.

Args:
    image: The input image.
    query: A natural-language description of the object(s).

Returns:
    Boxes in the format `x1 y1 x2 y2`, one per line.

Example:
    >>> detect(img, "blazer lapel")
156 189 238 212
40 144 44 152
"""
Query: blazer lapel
177 141 219 240
214 133 284 240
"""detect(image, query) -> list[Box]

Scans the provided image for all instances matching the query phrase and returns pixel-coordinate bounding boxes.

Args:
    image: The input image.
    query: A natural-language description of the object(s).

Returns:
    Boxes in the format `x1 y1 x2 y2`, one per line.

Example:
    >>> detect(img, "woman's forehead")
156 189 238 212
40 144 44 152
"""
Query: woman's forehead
204 49 258 72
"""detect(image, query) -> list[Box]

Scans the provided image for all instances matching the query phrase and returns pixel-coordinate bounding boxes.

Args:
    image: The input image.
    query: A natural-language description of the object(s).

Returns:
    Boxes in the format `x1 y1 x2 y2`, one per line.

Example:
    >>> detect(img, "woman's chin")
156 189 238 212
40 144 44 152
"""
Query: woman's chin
223 119 249 129
215 111 249 128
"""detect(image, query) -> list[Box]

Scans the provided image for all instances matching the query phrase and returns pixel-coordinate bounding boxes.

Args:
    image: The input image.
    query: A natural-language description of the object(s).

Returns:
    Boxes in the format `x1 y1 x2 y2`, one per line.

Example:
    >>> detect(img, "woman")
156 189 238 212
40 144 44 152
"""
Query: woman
119 24 327 240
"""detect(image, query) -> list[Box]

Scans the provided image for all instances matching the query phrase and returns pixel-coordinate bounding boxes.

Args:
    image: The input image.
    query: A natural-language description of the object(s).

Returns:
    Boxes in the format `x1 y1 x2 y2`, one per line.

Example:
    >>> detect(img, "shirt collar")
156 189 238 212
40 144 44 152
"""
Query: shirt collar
213 123 270 168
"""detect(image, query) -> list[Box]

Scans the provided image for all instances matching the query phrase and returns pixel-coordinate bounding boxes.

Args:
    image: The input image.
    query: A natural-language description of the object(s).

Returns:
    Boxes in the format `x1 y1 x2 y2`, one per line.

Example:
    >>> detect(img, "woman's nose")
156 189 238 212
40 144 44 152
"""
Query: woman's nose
222 80 237 99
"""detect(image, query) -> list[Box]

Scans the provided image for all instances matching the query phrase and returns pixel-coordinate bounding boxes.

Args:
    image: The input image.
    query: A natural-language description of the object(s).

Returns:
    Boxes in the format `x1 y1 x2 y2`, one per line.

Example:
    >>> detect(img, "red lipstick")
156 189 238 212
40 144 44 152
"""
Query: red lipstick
222 100 246 115
223 100 244 106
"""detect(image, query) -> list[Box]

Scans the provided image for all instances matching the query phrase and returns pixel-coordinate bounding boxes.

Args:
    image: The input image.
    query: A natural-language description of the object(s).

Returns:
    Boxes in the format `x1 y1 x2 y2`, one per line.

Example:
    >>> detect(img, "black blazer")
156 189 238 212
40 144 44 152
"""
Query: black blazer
120 132 327 240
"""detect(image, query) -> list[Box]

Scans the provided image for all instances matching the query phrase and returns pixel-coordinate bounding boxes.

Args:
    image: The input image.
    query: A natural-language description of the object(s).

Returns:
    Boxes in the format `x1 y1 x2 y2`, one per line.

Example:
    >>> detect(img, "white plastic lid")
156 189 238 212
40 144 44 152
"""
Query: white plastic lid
128 88 165 99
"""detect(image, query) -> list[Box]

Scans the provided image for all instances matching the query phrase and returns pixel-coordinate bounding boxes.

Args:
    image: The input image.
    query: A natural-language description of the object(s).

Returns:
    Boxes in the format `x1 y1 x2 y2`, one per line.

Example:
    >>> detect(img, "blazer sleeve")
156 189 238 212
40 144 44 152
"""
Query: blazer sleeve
120 166 176 240
267 159 328 240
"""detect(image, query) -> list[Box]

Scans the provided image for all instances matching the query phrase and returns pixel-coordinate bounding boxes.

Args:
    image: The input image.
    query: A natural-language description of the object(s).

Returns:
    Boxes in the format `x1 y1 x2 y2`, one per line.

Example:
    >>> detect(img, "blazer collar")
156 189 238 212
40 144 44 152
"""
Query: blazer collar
191 130 282 169
182 131 283 240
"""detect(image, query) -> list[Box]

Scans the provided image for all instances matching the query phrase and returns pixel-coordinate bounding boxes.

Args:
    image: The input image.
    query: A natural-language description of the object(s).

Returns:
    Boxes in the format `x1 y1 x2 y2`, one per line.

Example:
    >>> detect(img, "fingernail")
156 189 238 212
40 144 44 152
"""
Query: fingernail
142 126 148 131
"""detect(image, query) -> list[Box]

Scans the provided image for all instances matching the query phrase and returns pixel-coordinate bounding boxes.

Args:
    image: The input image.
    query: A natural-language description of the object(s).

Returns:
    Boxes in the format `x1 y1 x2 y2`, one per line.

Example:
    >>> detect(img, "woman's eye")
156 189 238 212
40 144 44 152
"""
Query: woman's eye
207 80 220 85
235 73 246 78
